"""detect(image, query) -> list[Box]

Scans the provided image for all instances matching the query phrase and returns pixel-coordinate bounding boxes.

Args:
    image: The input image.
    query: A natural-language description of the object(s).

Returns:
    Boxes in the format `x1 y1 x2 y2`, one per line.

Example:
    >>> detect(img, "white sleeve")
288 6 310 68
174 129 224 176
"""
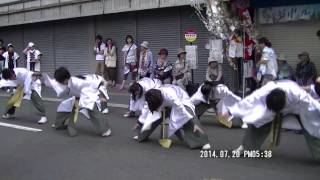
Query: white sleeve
14 52 20 60
261 49 270 61
228 83 274 118
2 52 8 59
190 85 206 105
36 50 42 58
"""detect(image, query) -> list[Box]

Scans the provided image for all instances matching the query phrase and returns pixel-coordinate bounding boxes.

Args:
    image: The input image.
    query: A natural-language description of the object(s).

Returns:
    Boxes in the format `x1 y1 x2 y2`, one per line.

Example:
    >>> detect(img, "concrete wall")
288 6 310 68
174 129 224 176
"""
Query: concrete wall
0 0 202 27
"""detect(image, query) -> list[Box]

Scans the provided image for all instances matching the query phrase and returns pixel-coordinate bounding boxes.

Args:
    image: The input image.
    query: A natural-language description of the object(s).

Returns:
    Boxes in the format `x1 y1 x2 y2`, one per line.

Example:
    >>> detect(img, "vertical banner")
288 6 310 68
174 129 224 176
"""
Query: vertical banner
185 45 198 70
209 39 224 63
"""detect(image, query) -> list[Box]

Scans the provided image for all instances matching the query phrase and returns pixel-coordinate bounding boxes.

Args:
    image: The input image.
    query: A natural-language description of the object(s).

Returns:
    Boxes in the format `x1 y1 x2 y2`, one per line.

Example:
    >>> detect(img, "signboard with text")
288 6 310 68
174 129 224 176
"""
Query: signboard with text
185 45 198 70
259 4 320 24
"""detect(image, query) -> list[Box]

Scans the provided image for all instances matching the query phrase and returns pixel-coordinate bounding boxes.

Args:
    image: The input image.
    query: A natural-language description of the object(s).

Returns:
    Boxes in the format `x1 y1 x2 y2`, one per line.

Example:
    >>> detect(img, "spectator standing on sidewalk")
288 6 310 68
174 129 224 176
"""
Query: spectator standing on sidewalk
206 56 223 84
3 44 20 70
256 37 278 86
172 48 191 90
277 53 295 81
296 51 317 86
154 48 173 84
23 42 42 72
138 41 153 79
104 38 117 87
120 35 138 90
94 35 106 76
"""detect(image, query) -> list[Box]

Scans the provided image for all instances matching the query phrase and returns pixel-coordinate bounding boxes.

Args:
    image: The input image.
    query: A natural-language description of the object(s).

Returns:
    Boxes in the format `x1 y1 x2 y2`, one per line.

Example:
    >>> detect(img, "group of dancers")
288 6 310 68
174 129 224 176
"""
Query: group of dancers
1 67 320 160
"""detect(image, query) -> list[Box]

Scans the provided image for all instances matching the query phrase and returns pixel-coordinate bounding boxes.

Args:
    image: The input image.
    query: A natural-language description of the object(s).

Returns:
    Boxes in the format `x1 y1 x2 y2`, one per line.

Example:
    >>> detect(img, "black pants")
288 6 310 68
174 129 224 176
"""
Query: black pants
30 62 36 71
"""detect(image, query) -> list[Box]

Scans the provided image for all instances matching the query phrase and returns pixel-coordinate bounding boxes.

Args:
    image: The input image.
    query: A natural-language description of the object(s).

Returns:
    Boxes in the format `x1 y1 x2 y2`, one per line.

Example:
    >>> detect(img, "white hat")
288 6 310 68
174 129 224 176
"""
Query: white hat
278 53 286 61
140 41 149 49
7 43 13 48
28 42 35 47
208 56 218 64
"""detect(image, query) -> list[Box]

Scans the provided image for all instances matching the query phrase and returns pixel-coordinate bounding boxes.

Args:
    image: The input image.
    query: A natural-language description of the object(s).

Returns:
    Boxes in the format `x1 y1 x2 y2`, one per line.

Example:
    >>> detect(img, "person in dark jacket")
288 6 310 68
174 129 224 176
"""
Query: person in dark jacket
153 48 173 84
296 51 317 86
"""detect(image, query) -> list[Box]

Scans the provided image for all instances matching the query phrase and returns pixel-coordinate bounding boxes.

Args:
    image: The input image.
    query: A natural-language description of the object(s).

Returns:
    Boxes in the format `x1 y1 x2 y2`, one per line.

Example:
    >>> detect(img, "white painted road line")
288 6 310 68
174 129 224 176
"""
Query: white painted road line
0 122 43 132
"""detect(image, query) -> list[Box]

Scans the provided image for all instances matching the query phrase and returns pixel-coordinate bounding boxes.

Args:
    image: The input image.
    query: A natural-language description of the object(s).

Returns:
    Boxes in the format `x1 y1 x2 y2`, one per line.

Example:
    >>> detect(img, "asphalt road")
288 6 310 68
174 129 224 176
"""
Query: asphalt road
0 96 319 180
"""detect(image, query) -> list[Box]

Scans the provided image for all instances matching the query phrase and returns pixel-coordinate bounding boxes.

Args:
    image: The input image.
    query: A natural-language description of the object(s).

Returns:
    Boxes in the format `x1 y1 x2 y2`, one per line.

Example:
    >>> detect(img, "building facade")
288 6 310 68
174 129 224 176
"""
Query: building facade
253 0 320 73
0 0 319 89
0 0 238 87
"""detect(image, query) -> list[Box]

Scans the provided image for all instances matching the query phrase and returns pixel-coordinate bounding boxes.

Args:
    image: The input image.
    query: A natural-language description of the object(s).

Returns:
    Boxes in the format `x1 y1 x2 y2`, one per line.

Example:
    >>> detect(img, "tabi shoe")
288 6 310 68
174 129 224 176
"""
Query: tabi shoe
241 123 248 129
102 108 109 114
2 114 15 119
202 143 212 150
102 129 112 137
133 135 138 140
123 111 135 118
38 117 47 124
52 124 68 130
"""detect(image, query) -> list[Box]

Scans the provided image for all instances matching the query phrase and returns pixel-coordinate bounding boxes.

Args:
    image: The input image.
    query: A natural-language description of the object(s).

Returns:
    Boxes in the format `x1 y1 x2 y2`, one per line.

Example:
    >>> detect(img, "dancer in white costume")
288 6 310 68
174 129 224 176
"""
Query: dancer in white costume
190 81 247 128
1 68 47 124
43 67 111 137
124 77 162 118
137 85 211 149
223 80 320 160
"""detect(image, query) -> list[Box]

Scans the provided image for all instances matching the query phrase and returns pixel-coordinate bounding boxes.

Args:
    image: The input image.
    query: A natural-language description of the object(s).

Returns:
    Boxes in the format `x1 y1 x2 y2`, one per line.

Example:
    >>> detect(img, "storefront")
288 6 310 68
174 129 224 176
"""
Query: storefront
0 6 235 87
254 1 320 71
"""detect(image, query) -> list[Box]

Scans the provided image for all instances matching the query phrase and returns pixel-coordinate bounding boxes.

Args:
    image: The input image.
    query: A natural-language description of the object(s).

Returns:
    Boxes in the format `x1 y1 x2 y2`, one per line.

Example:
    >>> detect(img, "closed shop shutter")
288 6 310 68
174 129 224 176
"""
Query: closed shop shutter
23 23 55 75
96 12 137 82
136 8 180 71
54 18 91 75
0 26 24 67
257 21 320 72
180 6 234 89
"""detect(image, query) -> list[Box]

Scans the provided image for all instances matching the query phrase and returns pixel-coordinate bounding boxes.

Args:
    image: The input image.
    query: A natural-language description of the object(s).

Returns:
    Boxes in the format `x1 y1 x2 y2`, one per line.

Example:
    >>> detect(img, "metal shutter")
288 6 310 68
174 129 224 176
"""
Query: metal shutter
0 26 24 67
23 23 55 75
136 8 180 70
54 18 91 75
257 21 320 72
96 12 137 82
180 6 234 88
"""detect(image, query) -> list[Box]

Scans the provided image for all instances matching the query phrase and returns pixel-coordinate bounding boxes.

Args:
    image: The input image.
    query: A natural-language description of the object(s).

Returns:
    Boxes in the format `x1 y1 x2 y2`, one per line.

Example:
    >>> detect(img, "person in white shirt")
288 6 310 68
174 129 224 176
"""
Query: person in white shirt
256 37 278 86
104 38 117 87
94 35 106 76
120 35 138 90
23 42 42 72
3 44 20 70
0 68 47 124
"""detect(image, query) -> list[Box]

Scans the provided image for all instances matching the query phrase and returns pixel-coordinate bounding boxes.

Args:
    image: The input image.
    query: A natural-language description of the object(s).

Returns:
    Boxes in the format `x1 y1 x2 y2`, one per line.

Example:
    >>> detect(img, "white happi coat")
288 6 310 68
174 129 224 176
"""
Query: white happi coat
130 77 162 112
0 68 41 98
141 85 195 137
191 84 241 115
44 74 108 114
26 49 42 72
309 84 320 101
228 80 320 139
